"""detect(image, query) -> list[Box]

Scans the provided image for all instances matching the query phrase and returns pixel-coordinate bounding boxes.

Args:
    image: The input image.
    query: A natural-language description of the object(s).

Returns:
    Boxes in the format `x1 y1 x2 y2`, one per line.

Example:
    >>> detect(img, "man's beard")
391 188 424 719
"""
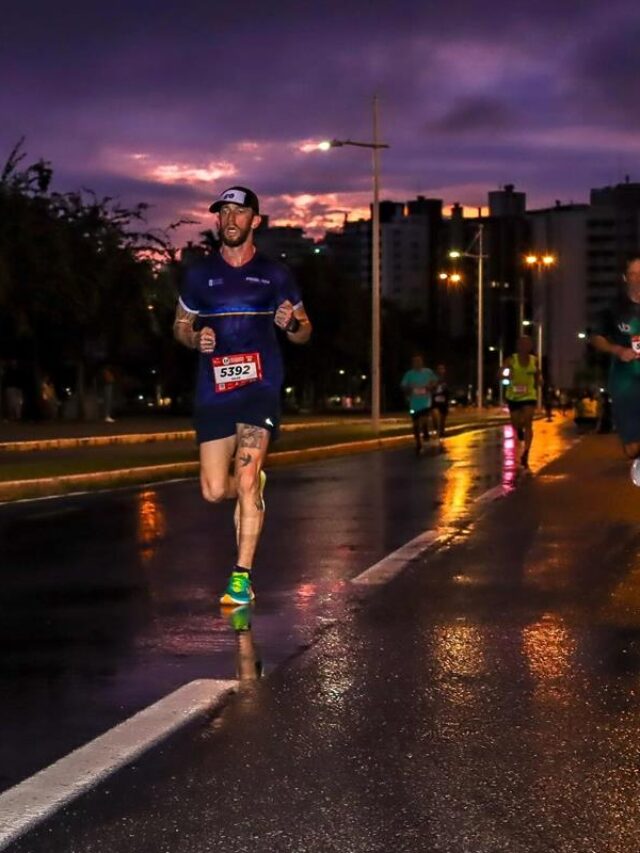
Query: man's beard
220 224 252 248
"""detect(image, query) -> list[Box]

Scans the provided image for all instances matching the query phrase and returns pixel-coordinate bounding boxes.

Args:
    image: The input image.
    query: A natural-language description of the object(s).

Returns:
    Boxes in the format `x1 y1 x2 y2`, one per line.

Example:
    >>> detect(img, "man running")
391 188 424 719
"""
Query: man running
173 186 312 604
431 363 450 447
590 253 640 485
401 354 437 456
504 336 539 469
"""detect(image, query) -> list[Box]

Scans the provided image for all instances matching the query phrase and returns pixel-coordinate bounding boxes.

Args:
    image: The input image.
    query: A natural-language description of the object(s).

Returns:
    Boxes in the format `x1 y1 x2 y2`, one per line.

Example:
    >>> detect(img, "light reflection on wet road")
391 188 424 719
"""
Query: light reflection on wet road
0 421 573 792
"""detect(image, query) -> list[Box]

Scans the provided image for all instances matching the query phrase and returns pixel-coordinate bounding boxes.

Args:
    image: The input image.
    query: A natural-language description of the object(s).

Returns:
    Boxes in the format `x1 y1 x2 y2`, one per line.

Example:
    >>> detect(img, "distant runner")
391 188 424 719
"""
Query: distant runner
431 363 450 447
590 253 640 485
504 336 540 469
174 186 312 604
401 354 437 456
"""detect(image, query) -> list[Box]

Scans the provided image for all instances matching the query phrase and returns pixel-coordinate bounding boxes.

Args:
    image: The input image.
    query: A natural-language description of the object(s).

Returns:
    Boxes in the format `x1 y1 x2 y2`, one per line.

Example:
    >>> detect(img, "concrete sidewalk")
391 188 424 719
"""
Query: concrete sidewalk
8 432 640 852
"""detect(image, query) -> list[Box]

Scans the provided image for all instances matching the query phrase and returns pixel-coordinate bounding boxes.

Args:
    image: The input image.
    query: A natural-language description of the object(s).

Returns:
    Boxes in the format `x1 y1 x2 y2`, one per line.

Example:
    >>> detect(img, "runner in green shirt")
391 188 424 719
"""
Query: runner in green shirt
503 336 540 469
590 254 640 485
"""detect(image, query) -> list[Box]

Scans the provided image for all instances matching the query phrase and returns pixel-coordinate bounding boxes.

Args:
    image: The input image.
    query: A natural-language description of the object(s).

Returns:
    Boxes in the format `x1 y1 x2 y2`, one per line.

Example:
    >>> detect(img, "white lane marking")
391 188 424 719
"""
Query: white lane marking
351 530 441 586
352 474 513 589
0 679 235 851
0 477 196 507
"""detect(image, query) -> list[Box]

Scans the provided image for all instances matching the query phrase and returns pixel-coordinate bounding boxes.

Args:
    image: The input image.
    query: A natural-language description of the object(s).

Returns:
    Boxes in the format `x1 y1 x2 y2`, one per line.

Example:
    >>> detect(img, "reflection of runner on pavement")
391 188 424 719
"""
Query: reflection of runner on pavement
503 336 540 469
400 354 437 456
173 186 312 604
224 605 263 681
590 254 640 486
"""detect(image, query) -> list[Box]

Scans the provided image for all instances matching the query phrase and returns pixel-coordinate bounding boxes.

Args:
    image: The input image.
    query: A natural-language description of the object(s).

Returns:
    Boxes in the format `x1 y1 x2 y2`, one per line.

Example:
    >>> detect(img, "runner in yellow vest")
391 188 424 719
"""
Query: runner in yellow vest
504 336 540 469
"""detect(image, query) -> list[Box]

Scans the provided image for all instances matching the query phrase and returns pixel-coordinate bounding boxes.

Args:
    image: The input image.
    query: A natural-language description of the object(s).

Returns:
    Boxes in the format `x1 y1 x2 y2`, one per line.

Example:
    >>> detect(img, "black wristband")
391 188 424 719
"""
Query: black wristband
285 316 301 334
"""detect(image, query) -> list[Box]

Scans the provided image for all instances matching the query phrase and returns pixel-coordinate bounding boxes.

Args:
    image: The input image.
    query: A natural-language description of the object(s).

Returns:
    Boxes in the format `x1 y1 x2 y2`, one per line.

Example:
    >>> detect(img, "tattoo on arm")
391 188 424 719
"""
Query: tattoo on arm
238 424 268 450
238 453 252 467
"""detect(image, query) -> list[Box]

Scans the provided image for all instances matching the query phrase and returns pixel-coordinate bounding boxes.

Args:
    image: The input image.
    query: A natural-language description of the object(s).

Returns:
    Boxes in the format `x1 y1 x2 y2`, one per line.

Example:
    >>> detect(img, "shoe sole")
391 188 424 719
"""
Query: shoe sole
219 591 256 606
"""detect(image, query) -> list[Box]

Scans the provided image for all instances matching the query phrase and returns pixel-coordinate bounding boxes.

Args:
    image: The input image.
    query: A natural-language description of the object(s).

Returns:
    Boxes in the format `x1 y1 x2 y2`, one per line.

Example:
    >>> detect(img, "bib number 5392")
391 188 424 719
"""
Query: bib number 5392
212 352 262 392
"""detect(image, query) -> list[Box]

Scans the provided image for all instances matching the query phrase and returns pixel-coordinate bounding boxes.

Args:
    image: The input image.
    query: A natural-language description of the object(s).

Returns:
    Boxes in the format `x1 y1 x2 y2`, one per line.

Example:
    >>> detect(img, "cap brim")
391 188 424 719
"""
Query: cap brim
209 200 258 214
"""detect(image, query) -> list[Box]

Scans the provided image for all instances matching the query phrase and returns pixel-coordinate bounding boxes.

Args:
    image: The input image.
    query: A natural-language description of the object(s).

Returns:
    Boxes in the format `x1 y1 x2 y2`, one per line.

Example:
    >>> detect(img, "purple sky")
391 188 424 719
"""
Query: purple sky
2 0 639 241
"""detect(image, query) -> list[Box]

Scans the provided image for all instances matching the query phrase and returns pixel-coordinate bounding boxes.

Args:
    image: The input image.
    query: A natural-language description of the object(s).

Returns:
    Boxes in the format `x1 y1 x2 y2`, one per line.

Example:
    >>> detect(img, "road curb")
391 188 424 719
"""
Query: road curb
0 419 509 502
0 435 414 501
0 418 407 453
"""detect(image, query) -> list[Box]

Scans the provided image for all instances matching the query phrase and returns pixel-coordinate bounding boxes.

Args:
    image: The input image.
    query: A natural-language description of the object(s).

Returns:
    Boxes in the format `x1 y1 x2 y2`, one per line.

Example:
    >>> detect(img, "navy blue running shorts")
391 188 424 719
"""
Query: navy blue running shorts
507 399 536 412
612 390 640 445
194 386 281 444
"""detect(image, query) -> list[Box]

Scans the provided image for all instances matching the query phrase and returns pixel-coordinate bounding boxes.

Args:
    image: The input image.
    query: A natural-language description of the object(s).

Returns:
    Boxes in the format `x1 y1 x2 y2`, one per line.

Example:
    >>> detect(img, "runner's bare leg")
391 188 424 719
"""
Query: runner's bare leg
234 423 270 569
522 406 535 456
200 436 238 502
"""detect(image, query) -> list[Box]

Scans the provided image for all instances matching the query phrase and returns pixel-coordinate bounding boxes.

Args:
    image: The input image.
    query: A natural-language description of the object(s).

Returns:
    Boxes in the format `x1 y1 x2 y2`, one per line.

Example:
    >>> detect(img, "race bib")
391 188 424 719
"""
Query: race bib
632 336 640 354
212 352 262 392
434 394 445 403
413 386 428 396
513 384 528 395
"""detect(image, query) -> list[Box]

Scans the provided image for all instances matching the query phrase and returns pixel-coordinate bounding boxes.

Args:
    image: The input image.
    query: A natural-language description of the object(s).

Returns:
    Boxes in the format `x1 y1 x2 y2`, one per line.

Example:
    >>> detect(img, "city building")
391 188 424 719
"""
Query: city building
323 218 371 289
528 203 588 389
254 216 315 267
586 180 640 325
324 196 443 321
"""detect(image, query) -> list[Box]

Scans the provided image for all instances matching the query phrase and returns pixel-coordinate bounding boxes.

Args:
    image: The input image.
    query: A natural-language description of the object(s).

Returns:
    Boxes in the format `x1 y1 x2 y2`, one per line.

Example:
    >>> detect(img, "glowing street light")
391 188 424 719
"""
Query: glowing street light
524 252 558 409
439 272 462 284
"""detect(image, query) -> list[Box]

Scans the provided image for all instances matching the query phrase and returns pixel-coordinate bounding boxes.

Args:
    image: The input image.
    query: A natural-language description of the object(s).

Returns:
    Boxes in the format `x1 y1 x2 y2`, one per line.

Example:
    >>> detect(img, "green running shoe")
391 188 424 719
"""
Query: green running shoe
219 571 255 606
224 604 253 632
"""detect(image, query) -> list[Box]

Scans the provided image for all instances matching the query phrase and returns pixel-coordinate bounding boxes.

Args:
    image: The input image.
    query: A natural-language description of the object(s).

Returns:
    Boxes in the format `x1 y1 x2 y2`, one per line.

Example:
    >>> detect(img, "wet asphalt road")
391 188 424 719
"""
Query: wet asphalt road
1 422 549 794
9 424 640 852
0 420 564 790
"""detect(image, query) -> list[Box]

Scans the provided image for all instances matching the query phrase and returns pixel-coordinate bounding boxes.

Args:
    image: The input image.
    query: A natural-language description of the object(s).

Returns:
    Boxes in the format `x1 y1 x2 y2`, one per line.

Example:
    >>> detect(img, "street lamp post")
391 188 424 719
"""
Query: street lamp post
449 223 487 408
524 253 557 409
319 97 390 433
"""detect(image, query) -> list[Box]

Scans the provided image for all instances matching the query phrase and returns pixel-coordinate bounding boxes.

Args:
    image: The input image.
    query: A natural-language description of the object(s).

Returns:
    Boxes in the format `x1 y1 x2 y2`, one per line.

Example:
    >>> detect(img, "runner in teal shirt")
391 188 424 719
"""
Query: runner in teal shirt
401 354 437 456
590 254 640 486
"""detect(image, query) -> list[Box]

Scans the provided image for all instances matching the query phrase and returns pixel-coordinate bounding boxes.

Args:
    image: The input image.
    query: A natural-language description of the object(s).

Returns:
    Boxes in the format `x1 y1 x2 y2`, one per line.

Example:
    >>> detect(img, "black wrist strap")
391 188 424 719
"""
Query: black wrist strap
285 316 301 334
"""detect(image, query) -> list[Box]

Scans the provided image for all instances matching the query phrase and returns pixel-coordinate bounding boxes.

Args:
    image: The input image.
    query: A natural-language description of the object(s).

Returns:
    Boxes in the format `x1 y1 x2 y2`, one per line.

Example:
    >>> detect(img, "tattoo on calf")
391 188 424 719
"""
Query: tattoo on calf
239 424 267 449
238 453 252 467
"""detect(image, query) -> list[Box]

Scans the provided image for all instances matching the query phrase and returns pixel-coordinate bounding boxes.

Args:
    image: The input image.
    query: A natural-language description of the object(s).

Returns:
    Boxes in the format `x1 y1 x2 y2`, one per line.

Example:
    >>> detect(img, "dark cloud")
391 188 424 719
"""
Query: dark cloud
1 0 638 236
566 15 640 127
428 97 518 134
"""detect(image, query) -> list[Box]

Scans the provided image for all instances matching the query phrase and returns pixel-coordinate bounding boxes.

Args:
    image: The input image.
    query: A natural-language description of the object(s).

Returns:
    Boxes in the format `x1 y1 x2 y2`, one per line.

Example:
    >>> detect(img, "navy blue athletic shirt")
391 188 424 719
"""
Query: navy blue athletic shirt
179 252 303 409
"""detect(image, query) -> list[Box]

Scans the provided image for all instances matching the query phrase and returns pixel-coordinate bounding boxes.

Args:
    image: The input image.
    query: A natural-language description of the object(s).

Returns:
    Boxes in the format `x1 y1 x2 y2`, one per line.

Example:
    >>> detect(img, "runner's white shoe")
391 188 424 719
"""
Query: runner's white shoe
631 458 640 487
